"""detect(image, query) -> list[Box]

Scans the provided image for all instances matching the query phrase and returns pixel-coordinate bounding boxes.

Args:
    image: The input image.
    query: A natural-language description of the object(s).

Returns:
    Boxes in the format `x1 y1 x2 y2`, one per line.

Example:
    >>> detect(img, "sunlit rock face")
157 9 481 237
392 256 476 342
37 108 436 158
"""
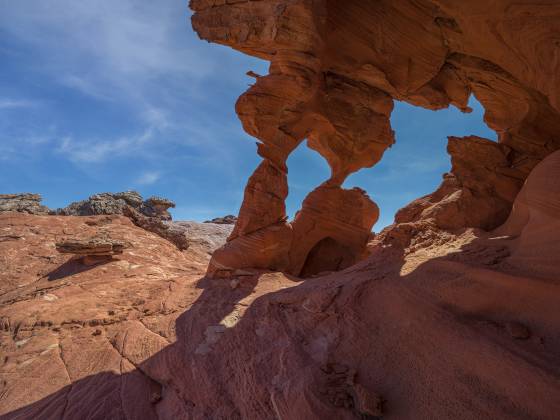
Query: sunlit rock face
191 0 560 277
1 3 560 418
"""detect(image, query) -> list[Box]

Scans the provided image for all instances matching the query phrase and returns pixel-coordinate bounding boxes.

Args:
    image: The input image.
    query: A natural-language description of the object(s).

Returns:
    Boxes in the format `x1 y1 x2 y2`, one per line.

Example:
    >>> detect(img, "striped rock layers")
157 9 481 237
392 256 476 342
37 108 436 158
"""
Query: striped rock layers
190 0 560 277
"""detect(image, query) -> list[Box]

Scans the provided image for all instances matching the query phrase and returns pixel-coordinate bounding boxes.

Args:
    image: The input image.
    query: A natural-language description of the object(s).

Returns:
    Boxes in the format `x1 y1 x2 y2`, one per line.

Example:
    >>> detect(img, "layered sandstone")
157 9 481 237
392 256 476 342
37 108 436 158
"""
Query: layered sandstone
1 1 559 419
1 149 560 419
56 236 131 266
191 0 560 278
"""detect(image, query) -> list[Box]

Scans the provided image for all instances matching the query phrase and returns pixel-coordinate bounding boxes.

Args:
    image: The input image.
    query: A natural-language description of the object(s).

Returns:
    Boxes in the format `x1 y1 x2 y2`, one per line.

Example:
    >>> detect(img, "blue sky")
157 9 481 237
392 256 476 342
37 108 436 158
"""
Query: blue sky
0 0 495 231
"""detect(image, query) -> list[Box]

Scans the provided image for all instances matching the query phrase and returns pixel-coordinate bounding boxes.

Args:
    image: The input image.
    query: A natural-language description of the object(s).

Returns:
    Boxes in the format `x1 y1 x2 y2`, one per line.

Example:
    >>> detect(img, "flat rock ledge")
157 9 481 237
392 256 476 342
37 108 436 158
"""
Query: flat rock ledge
56 236 131 265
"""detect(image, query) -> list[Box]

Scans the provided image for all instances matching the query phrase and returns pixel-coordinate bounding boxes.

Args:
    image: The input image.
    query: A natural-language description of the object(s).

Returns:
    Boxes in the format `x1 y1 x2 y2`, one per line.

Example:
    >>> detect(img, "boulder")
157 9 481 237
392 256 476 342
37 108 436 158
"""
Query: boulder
56 236 131 265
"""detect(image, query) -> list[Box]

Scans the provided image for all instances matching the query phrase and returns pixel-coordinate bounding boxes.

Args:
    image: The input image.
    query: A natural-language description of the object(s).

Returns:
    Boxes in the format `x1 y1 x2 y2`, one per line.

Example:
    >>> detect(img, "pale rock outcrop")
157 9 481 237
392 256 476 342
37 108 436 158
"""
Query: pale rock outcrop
58 192 191 250
169 221 233 255
0 193 51 215
57 191 175 221
203 215 237 225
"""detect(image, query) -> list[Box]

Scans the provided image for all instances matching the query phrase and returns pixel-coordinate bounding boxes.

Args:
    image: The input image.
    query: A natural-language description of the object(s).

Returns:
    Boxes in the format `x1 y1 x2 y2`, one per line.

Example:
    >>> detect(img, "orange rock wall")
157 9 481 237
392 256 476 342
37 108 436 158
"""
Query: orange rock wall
190 0 560 276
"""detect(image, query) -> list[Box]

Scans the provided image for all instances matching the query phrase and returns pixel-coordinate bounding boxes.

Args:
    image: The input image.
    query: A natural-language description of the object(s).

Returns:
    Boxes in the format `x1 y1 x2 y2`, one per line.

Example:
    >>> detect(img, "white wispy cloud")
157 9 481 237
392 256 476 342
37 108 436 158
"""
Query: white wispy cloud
0 1 213 100
60 75 114 102
136 171 161 186
0 99 38 109
0 0 267 167
56 123 158 163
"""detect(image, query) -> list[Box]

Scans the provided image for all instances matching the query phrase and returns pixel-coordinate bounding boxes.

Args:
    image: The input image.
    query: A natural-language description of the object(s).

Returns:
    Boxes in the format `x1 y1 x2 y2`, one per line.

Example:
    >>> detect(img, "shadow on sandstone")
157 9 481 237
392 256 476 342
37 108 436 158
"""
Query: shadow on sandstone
4 233 560 419
3 271 273 419
45 257 114 282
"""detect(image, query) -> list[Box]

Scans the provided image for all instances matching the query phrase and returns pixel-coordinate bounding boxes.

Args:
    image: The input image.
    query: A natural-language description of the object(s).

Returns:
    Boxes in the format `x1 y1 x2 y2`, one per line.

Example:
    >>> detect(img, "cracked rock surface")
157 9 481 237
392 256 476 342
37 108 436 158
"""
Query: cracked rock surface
1 152 559 419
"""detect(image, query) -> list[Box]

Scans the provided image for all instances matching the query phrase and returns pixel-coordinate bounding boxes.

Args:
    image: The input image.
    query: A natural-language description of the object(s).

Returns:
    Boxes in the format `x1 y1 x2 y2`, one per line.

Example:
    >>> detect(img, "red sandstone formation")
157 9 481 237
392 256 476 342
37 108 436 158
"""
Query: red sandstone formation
1 1 560 419
1 150 559 419
191 0 560 278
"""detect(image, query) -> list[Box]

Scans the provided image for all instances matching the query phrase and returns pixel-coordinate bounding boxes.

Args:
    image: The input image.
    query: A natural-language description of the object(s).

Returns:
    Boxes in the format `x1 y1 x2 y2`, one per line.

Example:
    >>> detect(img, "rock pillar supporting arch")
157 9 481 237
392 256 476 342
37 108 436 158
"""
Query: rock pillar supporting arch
190 0 560 278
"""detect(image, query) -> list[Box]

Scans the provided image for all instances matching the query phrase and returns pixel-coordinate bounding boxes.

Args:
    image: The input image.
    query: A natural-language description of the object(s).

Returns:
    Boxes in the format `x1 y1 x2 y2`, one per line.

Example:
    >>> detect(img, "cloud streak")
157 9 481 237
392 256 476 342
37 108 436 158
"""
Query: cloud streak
0 0 267 166
0 1 212 99
0 99 38 109
136 171 161 186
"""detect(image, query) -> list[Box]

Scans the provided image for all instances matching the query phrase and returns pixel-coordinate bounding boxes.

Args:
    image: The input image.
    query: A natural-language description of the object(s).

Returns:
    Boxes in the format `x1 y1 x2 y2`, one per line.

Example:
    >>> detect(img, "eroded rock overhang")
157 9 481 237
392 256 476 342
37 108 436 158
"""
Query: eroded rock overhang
189 0 560 278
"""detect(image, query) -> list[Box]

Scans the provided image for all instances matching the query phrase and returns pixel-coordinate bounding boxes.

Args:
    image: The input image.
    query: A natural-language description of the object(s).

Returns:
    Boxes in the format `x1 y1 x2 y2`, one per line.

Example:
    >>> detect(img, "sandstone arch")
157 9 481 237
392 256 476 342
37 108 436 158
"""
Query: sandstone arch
190 0 560 278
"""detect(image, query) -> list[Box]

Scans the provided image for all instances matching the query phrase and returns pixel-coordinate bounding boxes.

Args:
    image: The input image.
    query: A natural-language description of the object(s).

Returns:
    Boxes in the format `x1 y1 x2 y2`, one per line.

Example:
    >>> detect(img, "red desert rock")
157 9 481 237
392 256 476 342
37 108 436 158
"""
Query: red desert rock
1 1 560 419
192 0 560 278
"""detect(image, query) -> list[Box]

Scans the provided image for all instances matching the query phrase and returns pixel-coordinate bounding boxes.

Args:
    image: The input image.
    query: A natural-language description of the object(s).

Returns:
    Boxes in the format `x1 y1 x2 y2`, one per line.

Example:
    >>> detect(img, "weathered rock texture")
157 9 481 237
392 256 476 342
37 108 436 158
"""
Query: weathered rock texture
1 150 560 419
58 191 193 251
0 194 51 215
191 0 560 278
1 2 560 419
204 215 237 225
55 236 132 266
57 191 175 221
171 221 233 255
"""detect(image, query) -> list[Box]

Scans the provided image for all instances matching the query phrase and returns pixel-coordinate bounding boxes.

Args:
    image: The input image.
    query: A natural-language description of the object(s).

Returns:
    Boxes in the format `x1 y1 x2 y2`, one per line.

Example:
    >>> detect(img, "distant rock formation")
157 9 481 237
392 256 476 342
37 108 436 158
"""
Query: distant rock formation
0 190 232 254
57 191 175 221
172 221 234 255
204 215 237 225
55 191 187 249
0 193 51 215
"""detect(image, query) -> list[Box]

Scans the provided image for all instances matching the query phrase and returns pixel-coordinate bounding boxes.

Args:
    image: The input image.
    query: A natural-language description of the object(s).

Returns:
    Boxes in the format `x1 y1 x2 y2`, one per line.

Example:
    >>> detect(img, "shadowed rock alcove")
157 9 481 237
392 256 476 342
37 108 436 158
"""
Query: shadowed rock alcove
300 236 355 278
